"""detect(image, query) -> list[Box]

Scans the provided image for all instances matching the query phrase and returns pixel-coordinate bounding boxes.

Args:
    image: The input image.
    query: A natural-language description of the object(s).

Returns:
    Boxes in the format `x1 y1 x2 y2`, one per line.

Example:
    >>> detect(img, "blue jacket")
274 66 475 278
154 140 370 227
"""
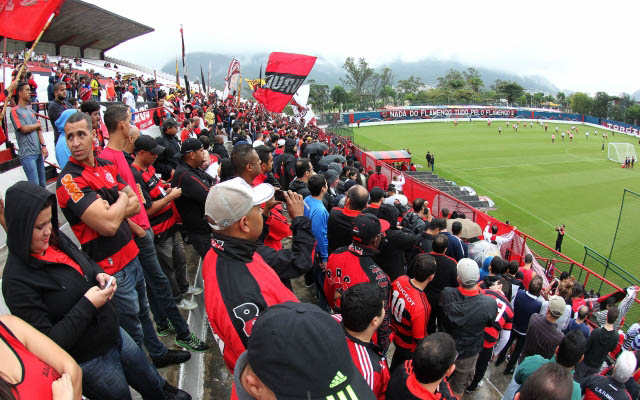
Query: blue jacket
443 231 467 261
304 196 329 262
54 109 78 170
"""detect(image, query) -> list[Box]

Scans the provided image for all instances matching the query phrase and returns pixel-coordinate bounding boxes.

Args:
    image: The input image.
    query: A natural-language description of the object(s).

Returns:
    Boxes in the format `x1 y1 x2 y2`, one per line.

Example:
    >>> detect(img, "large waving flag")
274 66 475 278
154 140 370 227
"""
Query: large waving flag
223 58 241 102
0 0 65 41
253 52 316 113
291 85 316 126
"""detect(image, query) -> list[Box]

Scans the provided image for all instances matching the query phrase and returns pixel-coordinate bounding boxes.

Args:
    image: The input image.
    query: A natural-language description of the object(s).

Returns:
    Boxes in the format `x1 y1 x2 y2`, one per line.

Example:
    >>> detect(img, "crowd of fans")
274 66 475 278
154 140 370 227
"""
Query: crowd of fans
2 68 640 400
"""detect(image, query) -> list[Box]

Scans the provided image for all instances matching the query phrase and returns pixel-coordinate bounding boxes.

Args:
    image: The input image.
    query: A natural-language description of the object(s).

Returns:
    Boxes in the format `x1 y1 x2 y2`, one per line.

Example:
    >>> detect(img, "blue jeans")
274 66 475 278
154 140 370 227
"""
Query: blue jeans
80 328 165 400
135 229 189 338
21 153 46 187
111 257 167 358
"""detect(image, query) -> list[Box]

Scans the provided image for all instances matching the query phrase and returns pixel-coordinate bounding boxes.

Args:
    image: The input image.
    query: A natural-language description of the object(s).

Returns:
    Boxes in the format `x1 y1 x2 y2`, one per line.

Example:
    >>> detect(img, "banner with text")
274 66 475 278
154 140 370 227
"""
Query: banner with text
378 107 517 121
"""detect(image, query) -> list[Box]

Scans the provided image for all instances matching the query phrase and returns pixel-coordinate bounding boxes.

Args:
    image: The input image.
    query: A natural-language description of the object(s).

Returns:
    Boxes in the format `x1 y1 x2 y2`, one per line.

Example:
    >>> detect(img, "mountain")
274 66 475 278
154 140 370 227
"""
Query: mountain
633 89 640 100
162 52 559 94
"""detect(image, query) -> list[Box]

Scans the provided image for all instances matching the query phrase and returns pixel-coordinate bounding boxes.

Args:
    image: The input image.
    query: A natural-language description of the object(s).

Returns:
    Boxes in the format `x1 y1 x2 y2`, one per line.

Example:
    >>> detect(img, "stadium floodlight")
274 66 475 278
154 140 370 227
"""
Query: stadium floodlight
608 143 637 163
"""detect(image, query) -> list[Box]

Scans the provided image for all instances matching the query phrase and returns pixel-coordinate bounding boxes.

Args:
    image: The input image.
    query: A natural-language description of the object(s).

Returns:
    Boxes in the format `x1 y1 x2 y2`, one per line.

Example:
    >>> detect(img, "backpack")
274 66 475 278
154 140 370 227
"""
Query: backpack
400 212 426 234
79 87 91 101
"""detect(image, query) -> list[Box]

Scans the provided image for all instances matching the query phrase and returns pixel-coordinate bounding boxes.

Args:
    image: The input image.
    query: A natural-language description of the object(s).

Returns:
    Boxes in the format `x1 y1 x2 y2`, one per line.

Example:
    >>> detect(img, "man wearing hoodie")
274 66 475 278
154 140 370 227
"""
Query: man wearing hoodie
47 82 70 143
155 118 181 181
288 158 313 198
273 138 297 189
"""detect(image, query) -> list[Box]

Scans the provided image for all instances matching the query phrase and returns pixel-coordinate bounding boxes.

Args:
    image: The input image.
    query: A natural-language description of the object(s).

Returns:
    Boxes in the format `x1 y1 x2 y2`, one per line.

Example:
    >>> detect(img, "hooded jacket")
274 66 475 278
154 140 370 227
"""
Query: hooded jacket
2 182 119 364
288 178 311 199
154 132 182 180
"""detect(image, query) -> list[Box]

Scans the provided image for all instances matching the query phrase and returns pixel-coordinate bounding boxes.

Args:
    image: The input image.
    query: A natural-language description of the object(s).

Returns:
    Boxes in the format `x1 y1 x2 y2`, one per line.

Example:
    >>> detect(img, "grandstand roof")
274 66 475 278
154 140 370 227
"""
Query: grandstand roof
39 0 154 52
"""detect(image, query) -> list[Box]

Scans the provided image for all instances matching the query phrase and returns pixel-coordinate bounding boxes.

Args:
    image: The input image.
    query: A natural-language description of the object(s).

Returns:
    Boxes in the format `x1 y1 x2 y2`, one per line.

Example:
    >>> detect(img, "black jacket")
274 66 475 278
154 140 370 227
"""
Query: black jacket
211 143 229 160
375 228 419 281
274 151 296 189
155 133 182 180
405 232 435 269
440 286 497 358
1 182 119 364
327 208 361 255
425 252 459 302
288 178 311 199
172 159 215 234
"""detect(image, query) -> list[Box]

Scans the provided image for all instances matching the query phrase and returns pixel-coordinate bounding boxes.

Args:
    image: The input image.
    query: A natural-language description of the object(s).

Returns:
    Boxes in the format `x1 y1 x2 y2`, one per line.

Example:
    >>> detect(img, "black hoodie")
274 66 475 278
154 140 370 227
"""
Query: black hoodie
2 181 119 364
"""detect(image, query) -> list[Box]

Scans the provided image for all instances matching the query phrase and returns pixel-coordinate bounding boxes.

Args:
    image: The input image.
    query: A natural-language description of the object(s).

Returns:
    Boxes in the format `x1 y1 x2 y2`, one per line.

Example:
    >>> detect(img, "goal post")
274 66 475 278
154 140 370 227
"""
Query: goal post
608 143 637 163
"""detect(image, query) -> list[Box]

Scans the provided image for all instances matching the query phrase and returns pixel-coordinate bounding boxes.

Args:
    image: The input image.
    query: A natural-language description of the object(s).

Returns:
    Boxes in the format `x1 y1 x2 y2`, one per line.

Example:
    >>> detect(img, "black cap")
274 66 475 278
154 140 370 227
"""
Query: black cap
352 213 390 243
134 135 165 155
162 117 178 132
377 203 399 228
181 138 203 154
247 302 375 400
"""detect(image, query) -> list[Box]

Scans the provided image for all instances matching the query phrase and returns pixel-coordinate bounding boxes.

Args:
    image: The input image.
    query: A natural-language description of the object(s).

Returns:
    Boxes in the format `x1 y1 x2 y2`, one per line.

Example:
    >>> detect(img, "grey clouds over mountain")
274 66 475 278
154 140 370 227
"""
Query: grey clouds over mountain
163 52 560 94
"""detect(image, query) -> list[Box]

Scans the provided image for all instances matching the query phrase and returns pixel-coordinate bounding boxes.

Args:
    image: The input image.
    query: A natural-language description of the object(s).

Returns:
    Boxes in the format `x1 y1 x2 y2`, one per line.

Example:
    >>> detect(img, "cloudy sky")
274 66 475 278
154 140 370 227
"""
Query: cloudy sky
96 0 639 95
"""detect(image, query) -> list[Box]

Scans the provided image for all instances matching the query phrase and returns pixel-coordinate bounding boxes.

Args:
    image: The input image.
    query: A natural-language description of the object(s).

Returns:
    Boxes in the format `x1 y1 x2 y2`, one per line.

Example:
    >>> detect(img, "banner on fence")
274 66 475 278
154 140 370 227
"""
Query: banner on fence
379 107 517 121
132 102 155 130
601 119 640 137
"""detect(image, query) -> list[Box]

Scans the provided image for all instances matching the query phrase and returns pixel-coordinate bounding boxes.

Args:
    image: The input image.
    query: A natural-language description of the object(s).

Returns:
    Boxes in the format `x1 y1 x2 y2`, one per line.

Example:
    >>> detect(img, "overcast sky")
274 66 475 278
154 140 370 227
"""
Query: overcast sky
96 0 639 96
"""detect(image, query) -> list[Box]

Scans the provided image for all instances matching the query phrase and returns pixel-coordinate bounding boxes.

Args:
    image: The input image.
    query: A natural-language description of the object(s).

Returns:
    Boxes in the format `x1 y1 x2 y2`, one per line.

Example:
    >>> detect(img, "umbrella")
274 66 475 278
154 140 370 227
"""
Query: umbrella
303 142 328 155
447 218 482 239
319 154 346 167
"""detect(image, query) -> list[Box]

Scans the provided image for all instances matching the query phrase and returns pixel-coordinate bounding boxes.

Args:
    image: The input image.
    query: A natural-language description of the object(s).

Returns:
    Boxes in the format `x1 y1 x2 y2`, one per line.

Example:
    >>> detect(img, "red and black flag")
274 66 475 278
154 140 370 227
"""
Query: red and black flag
0 0 64 41
180 25 191 100
253 52 316 113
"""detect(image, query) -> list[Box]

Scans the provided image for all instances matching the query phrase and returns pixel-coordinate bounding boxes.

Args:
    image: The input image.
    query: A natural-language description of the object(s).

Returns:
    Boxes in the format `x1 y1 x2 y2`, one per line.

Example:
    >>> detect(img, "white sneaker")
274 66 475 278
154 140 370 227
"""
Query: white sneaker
176 299 197 311
184 286 203 296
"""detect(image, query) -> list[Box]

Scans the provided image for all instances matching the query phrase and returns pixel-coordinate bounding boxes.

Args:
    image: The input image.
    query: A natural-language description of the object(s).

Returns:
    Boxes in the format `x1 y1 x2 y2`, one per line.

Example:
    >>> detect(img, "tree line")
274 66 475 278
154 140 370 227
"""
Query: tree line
305 57 640 126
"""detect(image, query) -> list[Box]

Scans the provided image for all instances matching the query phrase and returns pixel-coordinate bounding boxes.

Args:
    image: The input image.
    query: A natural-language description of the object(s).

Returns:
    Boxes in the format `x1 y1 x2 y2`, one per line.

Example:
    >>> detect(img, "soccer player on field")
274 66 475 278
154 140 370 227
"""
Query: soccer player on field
544 124 548 132
569 132 573 141
562 131 565 140
530 122 533 128
552 133 555 143
555 126 559 133
389 254 436 373
586 131 589 139
498 126 502 135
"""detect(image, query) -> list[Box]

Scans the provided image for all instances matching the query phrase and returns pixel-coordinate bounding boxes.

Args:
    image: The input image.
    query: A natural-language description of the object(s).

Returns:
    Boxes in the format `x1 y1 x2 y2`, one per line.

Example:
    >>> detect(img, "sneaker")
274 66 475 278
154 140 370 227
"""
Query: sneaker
464 385 477 394
176 299 198 311
183 286 203 296
152 349 191 368
157 320 176 337
163 382 191 400
176 333 209 352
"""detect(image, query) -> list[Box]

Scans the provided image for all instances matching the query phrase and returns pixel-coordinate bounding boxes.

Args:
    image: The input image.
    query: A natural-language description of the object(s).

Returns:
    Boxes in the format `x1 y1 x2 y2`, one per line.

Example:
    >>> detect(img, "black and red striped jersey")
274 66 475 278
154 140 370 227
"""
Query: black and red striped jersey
385 360 456 400
324 244 392 352
56 157 138 275
131 164 178 241
331 314 390 400
203 232 298 373
390 275 430 351
481 288 514 349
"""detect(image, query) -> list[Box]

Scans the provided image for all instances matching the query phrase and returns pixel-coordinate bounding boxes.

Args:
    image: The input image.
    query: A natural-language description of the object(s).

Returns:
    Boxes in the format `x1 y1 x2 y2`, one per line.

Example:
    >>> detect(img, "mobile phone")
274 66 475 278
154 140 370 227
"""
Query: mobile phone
274 189 286 202
104 276 114 290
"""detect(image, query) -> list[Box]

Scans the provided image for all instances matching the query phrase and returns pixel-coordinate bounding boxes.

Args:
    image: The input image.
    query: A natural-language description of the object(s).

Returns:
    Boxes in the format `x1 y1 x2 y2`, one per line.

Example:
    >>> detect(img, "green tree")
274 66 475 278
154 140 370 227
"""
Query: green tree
591 91 610 117
533 92 545 107
331 85 347 111
494 80 525 105
568 92 592 115
341 57 375 109
309 83 330 112
463 68 484 93
625 104 640 125
397 75 423 95
437 69 465 90
608 103 625 122
380 85 396 106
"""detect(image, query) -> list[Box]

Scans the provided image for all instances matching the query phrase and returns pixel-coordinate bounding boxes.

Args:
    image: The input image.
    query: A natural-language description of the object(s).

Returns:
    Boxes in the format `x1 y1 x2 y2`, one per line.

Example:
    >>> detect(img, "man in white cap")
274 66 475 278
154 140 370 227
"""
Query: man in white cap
439 258 498 398
201 177 299 373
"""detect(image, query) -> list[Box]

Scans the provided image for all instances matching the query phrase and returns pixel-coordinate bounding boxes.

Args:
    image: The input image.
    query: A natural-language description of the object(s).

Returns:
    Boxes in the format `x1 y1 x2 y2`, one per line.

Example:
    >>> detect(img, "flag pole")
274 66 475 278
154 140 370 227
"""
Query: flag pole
237 74 242 107
0 13 55 125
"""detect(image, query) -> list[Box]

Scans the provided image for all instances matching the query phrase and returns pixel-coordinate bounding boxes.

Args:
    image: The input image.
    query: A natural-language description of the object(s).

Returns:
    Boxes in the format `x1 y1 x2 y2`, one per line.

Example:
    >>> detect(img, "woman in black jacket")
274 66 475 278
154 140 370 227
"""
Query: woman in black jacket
2 181 188 400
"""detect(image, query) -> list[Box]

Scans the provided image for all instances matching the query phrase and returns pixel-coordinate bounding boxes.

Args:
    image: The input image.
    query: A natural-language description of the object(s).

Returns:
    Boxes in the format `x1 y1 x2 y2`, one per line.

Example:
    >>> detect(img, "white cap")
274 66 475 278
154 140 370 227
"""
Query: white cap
253 140 265 148
205 177 274 230
277 138 286 146
457 258 480 286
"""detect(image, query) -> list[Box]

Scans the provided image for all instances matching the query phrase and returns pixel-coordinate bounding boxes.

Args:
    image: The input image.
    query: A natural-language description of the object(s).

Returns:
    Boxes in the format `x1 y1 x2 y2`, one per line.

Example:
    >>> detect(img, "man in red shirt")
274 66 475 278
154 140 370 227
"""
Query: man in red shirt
57 111 190 367
367 165 388 192
101 105 207 357
334 283 390 400
389 254 436 372
202 177 299 372
386 332 458 400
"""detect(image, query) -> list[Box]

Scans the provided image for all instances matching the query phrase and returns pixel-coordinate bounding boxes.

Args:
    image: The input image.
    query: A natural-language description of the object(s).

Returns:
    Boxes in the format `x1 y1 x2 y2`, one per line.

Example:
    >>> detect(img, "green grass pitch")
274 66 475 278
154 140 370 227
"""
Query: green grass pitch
354 121 640 274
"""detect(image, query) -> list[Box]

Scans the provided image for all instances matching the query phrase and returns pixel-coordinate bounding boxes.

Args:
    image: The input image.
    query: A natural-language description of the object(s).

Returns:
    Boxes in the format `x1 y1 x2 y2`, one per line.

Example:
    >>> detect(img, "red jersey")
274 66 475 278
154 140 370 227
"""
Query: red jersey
367 173 388 192
0 320 61 400
203 234 298 372
521 268 533 290
131 164 178 240
56 157 139 274
481 289 513 349
385 360 456 400
331 315 390 400
390 276 430 351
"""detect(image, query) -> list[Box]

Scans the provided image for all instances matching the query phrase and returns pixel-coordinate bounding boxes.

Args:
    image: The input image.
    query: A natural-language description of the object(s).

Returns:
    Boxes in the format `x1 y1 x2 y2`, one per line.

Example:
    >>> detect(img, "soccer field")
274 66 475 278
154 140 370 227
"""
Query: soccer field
354 121 640 275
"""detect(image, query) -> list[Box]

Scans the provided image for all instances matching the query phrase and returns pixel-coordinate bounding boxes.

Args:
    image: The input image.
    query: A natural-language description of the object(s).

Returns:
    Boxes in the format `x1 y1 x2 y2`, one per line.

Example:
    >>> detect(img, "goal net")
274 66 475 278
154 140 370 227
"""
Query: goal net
608 143 637 163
